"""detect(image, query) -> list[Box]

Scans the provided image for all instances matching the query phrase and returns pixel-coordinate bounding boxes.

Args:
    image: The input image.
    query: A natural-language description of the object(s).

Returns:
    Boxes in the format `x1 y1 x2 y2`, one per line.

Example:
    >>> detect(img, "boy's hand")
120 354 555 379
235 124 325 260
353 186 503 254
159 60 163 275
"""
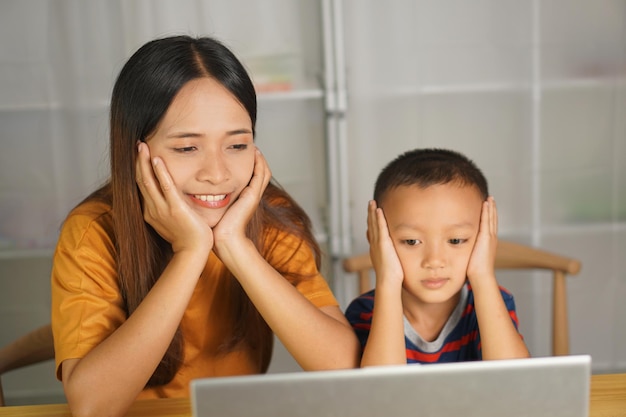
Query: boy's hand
466 196 498 285
135 142 213 255
367 200 404 289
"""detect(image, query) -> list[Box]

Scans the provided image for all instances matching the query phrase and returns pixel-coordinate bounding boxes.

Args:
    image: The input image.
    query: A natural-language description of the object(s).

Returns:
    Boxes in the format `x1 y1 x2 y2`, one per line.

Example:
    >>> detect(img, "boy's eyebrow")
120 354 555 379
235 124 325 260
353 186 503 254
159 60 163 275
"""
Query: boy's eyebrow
393 222 476 231
446 222 476 229
391 223 424 234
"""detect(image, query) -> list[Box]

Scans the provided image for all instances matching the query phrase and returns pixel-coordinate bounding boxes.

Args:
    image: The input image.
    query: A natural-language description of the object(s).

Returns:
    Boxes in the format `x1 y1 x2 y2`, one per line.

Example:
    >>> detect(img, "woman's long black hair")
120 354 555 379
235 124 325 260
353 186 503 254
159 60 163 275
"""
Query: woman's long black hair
86 36 320 386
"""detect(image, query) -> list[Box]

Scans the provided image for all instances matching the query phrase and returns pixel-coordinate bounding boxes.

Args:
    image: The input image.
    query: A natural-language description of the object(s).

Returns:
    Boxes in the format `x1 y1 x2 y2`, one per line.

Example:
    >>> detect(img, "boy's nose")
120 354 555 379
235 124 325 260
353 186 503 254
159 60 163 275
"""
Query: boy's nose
421 246 445 269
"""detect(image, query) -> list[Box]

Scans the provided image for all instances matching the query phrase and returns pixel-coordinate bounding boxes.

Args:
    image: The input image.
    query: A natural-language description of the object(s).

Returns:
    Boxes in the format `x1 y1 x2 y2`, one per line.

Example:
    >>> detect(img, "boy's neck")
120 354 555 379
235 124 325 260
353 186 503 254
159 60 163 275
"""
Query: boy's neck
401 289 462 343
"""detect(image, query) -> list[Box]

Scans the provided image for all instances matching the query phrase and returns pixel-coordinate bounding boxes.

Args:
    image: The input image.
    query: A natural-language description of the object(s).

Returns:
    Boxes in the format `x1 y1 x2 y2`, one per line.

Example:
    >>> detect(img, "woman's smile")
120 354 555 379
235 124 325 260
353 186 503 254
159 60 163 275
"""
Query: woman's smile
189 193 231 209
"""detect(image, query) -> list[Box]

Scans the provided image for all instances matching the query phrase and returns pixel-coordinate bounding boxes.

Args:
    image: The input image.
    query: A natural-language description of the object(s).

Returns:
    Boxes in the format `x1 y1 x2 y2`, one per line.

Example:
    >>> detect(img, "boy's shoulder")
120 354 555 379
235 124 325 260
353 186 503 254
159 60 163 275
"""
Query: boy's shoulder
345 290 376 315
349 289 375 304
466 284 516 305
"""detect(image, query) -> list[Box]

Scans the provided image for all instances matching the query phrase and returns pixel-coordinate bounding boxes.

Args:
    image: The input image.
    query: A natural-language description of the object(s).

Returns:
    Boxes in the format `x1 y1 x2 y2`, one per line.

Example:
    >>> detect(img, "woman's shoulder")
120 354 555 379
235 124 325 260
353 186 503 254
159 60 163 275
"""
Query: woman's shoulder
262 184 313 241
59 199 115 250
65 199 113 227
264 185 296 208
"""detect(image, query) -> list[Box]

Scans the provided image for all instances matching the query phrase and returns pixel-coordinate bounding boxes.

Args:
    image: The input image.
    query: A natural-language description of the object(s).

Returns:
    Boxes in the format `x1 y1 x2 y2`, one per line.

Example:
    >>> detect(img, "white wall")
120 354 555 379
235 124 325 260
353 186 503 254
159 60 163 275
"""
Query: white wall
0 0 323 405
340 0 626 371
1 0 625 405
0 257 64 405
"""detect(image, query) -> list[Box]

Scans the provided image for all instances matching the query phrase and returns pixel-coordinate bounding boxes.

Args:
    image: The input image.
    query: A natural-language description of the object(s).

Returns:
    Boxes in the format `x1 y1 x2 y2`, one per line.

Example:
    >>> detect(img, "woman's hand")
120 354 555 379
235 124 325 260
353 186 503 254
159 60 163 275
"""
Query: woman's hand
213 147 271 252
466 196 498 285
135 142 213 255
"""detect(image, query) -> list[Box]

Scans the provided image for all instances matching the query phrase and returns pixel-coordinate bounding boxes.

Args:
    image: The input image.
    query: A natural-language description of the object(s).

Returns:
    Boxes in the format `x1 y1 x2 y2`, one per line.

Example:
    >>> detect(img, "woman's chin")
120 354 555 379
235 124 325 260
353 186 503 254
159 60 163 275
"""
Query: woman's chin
204 214 223 229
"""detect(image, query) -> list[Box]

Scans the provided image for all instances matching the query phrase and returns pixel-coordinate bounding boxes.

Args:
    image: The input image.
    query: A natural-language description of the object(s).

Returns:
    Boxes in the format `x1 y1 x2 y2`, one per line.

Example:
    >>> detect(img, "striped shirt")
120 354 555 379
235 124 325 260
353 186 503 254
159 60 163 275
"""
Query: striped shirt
345 283 521 363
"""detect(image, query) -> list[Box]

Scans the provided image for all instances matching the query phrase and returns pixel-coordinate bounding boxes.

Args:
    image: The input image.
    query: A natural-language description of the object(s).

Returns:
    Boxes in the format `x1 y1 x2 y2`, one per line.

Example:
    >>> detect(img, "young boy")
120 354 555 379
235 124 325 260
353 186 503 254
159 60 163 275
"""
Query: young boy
345 148 530 366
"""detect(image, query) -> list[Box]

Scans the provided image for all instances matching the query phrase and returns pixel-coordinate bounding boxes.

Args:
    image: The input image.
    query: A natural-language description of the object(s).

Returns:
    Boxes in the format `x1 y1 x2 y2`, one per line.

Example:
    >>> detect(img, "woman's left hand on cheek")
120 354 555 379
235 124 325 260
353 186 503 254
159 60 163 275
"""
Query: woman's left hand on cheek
213 147 271 244
466 196 498 283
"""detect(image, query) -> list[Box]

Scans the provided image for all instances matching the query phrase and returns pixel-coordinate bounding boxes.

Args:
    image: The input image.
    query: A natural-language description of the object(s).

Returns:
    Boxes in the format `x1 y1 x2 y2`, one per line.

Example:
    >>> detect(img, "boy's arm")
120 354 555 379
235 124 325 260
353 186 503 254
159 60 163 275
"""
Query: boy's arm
467 197 530 360
471 283 529 360
360 201 407 366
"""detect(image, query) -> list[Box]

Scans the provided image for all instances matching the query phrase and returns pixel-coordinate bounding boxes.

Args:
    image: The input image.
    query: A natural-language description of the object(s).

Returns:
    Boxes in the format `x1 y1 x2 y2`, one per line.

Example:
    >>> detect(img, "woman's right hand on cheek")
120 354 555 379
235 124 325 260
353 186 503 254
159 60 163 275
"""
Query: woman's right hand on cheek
136 142 213 255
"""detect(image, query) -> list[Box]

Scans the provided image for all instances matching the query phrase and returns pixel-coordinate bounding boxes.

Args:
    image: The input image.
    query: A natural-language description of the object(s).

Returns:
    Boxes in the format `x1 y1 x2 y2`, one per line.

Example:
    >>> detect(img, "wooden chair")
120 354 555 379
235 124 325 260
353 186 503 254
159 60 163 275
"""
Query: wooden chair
342 240 581 356
0 324 55 406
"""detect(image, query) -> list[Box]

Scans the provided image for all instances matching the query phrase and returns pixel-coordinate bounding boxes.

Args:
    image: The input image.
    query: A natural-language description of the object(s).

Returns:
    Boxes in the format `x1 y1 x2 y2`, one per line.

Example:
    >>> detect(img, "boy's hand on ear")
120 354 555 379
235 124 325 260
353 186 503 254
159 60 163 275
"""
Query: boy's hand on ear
367 200 404 290
467 196 498 285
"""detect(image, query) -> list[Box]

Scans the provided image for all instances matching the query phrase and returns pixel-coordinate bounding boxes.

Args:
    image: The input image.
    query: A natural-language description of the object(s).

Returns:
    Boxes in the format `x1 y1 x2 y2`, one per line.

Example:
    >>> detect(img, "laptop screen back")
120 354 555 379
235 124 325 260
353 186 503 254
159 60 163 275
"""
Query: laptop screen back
191 355 591 417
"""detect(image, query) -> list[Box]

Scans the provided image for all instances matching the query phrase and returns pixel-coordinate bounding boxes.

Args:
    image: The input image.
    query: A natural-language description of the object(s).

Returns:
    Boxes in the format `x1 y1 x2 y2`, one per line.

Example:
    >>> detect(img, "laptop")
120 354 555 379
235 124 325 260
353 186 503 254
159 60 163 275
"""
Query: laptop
191 354 591 417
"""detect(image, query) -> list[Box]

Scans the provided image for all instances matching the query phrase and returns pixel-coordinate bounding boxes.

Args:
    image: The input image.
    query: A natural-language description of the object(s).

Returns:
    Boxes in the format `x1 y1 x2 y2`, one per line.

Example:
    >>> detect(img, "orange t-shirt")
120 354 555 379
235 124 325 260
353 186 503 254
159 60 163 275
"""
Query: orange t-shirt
51 199 337 399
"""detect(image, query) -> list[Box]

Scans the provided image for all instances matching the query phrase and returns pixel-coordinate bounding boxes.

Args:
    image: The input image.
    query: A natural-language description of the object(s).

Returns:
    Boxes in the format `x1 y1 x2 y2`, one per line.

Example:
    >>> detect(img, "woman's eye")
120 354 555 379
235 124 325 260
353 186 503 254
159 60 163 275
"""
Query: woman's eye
405 239 420 246
174 146 196 153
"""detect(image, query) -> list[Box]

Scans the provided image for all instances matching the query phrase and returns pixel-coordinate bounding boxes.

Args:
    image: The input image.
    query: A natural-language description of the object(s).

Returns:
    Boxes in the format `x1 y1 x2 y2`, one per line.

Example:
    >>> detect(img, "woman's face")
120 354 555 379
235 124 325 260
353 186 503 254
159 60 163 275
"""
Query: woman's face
145 77 255 227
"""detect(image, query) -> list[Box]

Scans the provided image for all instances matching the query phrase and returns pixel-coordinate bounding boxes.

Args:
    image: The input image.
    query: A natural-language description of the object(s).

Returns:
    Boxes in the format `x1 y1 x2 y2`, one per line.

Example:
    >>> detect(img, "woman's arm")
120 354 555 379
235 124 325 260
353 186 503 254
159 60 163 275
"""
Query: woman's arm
217 238 360 370
61 249 208 417
61 144 213 417
213 150 360 370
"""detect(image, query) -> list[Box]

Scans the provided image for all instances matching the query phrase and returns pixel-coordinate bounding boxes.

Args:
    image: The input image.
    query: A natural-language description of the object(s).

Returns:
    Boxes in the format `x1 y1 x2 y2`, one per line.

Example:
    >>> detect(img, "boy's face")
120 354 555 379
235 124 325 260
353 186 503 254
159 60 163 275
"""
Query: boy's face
380 182 484 305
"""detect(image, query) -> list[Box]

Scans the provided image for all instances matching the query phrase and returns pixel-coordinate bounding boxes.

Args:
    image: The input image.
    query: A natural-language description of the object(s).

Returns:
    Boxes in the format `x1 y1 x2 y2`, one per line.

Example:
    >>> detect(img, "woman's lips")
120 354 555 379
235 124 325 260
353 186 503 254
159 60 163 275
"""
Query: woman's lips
190 193 231 209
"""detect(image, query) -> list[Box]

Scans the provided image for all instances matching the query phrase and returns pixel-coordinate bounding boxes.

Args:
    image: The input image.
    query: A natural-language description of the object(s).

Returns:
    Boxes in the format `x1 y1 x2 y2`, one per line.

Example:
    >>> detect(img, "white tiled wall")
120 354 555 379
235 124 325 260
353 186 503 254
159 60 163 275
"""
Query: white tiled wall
0 256 65 405
342 0 626 372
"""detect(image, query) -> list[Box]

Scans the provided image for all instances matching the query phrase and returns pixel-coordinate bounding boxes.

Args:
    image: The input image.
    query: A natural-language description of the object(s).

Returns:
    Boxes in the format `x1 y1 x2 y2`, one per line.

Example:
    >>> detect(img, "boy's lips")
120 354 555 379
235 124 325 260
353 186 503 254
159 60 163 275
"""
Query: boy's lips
421 278 449 289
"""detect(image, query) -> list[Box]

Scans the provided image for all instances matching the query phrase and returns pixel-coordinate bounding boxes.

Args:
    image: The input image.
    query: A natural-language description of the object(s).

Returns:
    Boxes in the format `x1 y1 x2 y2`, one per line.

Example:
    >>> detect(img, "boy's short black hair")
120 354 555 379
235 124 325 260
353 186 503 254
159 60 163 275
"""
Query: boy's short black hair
373 148 489 204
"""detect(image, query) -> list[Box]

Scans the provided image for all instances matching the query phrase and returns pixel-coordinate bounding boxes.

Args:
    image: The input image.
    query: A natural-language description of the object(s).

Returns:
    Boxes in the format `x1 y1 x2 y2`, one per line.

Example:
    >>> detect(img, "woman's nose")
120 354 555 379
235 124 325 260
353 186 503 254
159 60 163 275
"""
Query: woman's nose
197 151 229 183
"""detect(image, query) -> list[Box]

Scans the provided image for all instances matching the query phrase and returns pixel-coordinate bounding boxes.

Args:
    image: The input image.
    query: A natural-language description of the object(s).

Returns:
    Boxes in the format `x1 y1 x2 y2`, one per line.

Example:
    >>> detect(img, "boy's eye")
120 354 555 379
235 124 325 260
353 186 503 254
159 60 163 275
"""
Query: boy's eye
404 239 421 246
231 144 249 150
449 238 466 245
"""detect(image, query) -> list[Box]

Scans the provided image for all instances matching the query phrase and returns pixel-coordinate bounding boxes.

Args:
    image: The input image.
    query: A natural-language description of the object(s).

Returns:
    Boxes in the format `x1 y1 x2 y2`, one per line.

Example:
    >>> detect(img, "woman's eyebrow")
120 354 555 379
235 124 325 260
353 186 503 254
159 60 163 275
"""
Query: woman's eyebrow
227 128 253 136
166 128 252 139
166 131 203 138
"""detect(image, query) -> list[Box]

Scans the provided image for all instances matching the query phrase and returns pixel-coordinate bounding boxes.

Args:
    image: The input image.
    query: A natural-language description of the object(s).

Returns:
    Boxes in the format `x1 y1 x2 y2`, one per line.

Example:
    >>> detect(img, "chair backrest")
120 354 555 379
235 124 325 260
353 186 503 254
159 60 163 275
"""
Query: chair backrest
0 324 55 406
342 240 581 357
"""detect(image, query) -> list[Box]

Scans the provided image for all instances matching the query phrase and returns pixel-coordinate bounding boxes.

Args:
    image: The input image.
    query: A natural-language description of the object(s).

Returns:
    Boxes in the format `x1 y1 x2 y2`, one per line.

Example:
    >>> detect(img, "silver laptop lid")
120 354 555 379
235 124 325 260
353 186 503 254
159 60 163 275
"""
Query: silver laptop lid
191 355 591 417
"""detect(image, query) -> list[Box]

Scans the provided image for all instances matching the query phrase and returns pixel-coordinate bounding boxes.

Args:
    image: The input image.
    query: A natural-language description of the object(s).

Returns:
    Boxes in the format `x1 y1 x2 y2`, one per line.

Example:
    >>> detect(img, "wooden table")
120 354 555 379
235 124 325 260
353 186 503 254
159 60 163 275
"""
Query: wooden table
589 372 626 417
0 397 190 417
1 373 624 417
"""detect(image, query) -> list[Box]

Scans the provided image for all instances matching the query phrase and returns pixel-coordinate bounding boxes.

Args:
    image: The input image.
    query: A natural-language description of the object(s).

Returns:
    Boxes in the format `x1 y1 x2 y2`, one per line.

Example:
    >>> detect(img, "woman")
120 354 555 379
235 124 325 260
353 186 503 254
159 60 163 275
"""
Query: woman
51 35 359 417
